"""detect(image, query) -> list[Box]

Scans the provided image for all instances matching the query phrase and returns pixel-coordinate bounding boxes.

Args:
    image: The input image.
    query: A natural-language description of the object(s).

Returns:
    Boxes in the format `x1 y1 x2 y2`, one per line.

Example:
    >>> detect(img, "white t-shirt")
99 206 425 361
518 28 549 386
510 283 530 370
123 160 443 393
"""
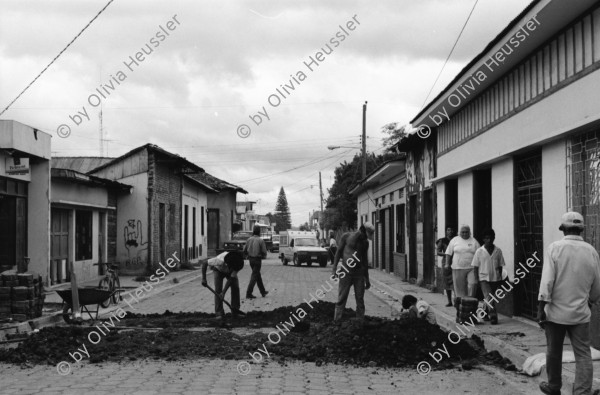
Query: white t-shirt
416 300 437 324
445 236 480 269
471 246 505 281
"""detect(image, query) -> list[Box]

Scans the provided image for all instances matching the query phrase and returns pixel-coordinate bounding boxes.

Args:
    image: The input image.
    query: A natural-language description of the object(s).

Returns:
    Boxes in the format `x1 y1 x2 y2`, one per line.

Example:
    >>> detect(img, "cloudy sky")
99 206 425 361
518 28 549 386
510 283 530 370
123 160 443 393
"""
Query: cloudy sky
0 0 531 226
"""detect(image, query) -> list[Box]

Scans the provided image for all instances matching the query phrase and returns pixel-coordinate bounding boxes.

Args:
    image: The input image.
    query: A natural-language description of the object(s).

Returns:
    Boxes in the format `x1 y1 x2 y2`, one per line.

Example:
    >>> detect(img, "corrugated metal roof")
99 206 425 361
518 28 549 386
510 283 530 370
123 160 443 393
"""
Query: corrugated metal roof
187 172 248 194
51 157 115 174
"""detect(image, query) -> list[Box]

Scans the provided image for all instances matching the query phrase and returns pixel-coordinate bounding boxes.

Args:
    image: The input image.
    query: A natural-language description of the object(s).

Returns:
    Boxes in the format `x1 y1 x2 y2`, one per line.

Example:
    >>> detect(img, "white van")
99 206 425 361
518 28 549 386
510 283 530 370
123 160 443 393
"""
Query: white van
279 230 328 267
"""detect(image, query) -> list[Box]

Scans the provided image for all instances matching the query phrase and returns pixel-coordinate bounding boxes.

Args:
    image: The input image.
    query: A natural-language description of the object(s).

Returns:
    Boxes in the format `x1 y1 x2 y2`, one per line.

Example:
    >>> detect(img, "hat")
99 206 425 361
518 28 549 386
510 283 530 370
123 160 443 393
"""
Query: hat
558 211 584 231
363 222 375 233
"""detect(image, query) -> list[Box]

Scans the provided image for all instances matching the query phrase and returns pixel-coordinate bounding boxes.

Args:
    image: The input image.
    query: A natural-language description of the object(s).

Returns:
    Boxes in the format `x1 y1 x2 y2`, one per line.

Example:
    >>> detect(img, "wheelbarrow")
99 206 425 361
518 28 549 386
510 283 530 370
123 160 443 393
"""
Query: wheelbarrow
56 287 114 324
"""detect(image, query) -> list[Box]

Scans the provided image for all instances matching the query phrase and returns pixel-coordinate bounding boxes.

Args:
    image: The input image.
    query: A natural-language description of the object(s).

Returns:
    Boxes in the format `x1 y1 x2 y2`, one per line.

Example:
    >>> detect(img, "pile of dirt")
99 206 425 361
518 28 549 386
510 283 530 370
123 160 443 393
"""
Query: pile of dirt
0 302 514 371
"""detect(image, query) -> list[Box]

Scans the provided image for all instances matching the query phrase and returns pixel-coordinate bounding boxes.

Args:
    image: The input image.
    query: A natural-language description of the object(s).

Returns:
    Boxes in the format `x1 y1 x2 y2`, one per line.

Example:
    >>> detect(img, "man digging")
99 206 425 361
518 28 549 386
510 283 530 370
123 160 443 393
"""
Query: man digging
331 222 375 322
201 250 245 319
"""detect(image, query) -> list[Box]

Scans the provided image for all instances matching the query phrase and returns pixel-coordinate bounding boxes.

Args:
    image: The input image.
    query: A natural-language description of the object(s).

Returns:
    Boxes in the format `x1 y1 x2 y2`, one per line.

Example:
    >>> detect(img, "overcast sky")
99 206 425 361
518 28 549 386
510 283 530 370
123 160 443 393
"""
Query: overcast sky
0 0 531 226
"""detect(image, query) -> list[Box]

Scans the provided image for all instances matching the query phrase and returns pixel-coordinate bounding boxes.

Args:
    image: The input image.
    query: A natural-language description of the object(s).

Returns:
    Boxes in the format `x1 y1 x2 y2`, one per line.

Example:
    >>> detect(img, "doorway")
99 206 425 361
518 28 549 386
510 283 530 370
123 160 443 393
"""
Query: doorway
423 190 434 284
514 151 543 319
408 195 418 279
207 209 220 254
473 169 493 244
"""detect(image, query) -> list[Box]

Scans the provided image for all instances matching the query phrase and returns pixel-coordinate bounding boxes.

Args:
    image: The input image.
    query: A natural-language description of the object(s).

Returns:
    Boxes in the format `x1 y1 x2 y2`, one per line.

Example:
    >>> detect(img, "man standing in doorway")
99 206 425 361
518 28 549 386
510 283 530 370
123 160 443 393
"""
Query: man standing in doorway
332 222 374 321
244 225 269 299
538 212 600 395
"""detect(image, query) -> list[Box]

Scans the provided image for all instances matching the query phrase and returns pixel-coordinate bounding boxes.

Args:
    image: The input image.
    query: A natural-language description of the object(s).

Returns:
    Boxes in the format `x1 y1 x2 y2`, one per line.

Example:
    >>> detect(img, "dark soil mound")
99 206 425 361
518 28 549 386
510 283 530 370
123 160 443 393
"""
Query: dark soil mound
0 302 514 371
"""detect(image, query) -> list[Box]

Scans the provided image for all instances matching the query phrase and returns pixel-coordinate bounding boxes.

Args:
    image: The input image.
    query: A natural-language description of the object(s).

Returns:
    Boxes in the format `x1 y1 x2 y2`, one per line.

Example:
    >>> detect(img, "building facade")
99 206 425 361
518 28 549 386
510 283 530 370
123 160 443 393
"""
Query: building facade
351 160 407 276
0 121 51 281
49 168 131 285
411 0 600 341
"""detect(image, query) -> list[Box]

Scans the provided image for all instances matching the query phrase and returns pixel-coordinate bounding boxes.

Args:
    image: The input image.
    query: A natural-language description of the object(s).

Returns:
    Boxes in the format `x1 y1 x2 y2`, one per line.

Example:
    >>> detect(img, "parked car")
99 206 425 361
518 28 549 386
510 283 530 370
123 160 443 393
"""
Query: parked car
279 231 328 267
221 231 253 253
270 235 280 253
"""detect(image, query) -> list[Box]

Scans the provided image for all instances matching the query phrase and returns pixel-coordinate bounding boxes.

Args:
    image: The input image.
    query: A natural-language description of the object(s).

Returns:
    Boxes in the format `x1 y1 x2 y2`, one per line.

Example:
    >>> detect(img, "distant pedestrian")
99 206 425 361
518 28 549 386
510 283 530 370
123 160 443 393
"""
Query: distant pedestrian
445 225 480 300
201 250 244 318
537 212 600 395
332 222 374 322
471 228 505 325
329 232 338 265
244 225 269 299
436 227 455 307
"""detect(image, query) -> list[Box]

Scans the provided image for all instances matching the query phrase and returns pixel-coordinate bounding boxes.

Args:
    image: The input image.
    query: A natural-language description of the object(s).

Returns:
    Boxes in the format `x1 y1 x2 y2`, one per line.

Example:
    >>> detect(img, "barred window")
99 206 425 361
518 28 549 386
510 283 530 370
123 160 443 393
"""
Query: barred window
567 130 600 250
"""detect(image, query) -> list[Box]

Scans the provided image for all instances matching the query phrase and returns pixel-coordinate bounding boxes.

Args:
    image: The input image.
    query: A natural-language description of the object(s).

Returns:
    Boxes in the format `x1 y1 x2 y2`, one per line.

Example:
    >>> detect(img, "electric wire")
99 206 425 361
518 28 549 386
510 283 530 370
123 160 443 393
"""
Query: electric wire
419 0 479 110
0 0 116 117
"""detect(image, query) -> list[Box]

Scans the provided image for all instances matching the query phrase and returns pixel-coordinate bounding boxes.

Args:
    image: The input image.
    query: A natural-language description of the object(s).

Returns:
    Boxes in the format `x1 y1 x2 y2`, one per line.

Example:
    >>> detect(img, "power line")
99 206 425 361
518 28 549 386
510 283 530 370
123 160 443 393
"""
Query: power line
0 0 115 117
235 149 353 185
419 0 479 110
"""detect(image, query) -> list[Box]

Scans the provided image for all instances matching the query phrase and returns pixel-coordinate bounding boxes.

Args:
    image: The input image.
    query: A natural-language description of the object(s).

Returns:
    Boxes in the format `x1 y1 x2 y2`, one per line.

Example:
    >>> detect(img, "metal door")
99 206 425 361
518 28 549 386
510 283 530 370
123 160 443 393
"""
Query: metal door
514 152 543 319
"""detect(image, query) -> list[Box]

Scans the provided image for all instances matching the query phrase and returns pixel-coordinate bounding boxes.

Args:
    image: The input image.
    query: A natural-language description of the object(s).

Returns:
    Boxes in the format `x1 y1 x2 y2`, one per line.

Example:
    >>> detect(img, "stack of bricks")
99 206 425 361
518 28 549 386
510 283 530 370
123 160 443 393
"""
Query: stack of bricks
0 272 45 321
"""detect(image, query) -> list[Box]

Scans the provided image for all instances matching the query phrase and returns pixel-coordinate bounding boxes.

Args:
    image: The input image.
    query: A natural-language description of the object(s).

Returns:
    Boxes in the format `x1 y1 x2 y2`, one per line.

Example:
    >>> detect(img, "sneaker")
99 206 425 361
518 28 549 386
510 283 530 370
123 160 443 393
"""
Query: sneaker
491 318 498 325
261 291 269 297
539 381 560 395
445 302 453 307
246 295 256 299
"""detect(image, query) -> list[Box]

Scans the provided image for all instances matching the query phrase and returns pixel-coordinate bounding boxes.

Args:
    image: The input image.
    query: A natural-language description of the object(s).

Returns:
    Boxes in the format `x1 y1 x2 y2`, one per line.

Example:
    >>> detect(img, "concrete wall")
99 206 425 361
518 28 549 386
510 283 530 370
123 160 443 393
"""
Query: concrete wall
457 172 474 229
51 181 109 208
437 68 600 178
116 173 149 274
28 160 50 283
492 158 515 280
208 190 237 250
542 140 568 252
182 179 208 261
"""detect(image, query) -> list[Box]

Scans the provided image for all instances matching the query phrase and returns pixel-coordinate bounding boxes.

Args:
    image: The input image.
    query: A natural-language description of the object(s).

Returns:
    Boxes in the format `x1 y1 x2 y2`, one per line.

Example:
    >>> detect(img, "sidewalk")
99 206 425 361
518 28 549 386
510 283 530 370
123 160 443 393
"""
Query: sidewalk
367 269 600 394
0 267 203 341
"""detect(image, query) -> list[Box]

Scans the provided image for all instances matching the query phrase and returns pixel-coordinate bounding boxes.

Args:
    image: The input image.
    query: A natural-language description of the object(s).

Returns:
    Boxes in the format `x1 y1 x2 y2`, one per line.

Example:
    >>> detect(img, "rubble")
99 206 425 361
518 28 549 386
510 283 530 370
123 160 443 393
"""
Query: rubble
0 302 512 372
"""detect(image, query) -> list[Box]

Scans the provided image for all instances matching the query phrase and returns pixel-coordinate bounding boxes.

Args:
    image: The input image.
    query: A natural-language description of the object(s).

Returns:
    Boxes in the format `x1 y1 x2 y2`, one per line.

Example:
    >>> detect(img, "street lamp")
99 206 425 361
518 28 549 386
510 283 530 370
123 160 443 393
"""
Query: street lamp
327 145 361 150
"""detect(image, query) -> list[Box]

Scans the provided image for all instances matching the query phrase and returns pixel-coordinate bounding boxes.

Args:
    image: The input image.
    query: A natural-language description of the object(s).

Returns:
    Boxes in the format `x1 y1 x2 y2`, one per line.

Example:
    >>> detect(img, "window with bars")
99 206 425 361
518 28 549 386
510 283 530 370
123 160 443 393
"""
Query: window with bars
567 130 600 250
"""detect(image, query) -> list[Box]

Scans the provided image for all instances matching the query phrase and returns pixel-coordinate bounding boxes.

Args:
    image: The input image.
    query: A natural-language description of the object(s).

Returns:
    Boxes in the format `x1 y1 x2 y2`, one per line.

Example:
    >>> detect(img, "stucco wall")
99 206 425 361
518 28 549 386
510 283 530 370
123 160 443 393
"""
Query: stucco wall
116 173 149 274
457 172 474 229
182 179 208 261
28 160 50 284
437 68 600 177
208 190 237 248
491 158 515 280
542 139 568 252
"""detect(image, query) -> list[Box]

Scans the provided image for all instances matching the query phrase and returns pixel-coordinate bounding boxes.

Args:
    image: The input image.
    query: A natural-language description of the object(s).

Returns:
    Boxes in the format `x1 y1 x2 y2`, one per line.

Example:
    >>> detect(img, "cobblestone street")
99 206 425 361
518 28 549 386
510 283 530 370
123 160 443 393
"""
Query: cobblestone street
0 256 542 394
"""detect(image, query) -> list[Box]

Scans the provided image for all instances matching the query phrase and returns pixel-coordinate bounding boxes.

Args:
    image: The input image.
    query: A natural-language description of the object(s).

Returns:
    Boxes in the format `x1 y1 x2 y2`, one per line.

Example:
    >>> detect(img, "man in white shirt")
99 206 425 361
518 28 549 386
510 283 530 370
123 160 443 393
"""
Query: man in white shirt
471 228 505 325
537 212 600 395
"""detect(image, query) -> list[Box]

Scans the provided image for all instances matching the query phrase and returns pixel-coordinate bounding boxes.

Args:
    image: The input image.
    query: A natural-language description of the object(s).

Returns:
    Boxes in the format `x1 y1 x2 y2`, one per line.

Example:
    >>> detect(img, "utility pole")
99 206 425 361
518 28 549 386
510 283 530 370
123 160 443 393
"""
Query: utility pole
362 101 367 178
319 172 324 240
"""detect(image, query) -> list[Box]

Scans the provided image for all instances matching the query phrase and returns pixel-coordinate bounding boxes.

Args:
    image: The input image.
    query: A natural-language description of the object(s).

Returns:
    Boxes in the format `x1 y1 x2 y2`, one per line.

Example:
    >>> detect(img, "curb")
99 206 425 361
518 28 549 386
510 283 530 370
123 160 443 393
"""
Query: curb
0 268 204 340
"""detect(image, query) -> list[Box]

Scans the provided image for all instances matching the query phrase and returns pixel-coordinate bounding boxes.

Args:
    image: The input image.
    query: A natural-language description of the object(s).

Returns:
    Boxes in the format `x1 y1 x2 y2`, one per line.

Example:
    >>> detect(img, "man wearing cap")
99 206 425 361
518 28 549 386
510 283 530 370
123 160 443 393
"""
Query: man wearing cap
332 222 374 322
537 212 600 395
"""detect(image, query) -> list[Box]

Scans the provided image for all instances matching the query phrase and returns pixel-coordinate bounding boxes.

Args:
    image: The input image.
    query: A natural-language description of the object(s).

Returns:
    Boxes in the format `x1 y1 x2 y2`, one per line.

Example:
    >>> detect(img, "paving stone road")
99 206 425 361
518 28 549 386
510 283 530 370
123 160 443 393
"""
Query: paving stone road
0 254 542 394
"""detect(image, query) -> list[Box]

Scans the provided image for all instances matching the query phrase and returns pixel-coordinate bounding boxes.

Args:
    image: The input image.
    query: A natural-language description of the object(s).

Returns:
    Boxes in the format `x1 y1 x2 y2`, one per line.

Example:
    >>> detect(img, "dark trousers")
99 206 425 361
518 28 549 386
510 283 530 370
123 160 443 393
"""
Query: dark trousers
213 270 239 316
480 280 501 320
334 275 366 321
545 321 592 394
246 257 266 296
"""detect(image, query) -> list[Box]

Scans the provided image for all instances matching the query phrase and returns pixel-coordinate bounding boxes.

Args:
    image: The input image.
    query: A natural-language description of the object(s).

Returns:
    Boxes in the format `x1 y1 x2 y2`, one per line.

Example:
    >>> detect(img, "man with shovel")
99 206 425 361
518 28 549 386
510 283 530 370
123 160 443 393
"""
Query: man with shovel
201 250 245 318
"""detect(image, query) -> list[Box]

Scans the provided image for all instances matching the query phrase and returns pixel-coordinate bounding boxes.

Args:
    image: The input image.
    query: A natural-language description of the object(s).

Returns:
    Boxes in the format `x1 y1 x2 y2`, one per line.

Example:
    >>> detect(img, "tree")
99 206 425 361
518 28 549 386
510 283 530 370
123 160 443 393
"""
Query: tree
273 187 292 232
299 222 310 231
324 150 401 230
381 122 408 151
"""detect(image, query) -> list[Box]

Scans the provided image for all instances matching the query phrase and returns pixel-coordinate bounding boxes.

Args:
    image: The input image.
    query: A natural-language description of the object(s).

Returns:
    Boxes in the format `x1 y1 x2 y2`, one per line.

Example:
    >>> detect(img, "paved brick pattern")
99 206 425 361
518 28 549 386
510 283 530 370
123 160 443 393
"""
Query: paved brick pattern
0 255 540 394
123 255 392 318
0 358 527 395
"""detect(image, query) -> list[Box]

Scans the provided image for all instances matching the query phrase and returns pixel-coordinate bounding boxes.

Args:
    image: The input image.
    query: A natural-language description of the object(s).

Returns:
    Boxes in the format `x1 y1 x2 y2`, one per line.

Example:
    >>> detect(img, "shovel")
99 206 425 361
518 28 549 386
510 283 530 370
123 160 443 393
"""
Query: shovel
203 282 246 317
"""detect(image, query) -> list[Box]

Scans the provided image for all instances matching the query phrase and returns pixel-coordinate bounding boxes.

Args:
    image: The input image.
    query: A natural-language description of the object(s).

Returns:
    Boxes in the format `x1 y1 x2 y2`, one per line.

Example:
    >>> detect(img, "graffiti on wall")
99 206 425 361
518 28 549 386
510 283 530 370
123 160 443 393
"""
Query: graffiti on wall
124 219 148 268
